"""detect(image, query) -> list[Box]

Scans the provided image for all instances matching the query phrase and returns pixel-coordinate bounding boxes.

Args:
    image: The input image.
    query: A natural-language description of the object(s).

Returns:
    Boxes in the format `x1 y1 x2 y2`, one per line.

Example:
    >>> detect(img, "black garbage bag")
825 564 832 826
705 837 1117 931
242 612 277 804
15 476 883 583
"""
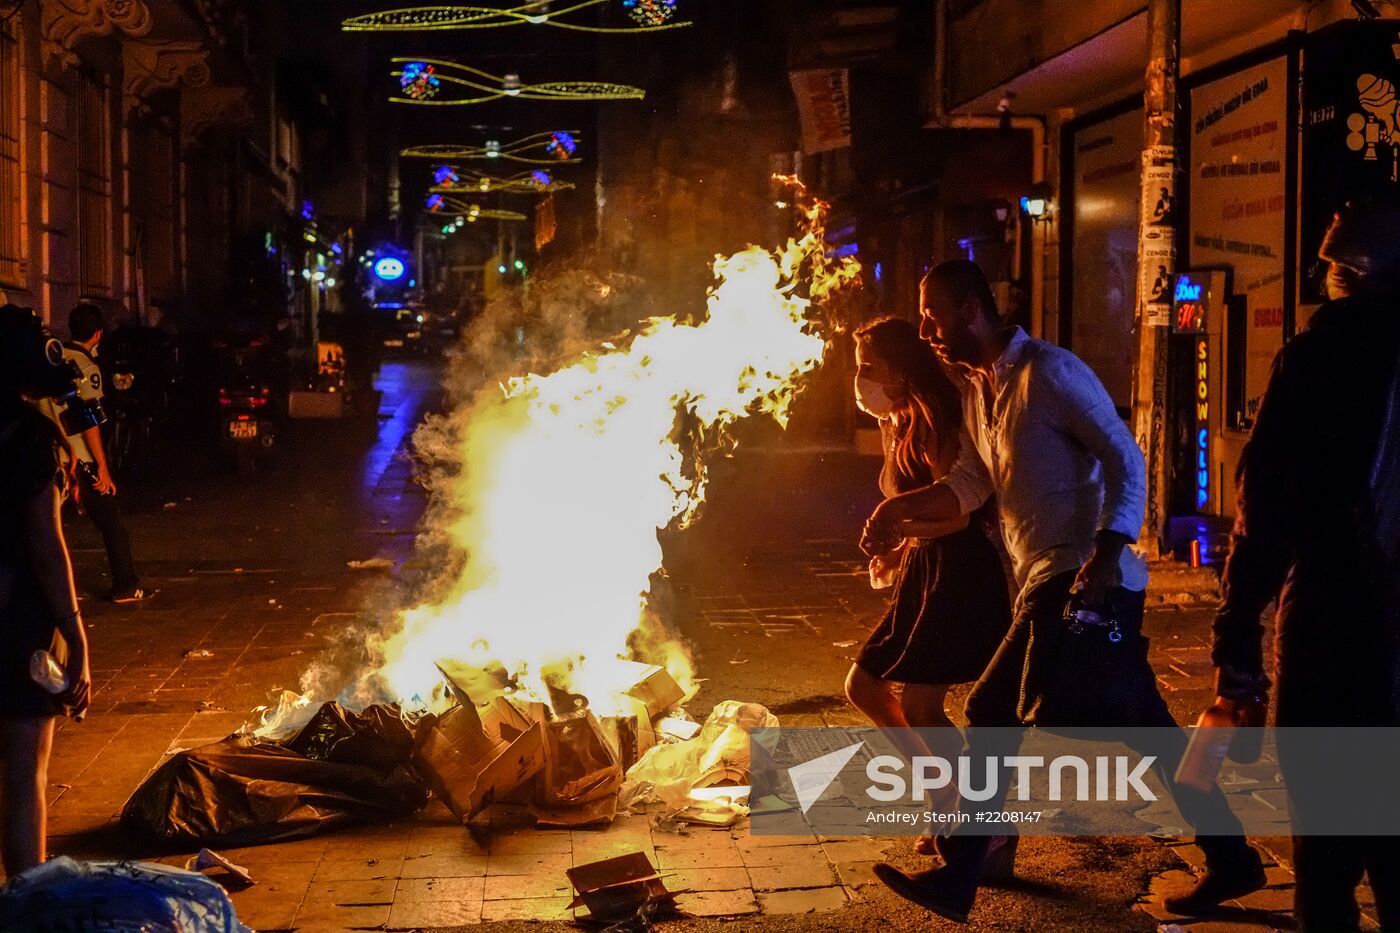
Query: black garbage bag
284 702 415 771
121 703 427 847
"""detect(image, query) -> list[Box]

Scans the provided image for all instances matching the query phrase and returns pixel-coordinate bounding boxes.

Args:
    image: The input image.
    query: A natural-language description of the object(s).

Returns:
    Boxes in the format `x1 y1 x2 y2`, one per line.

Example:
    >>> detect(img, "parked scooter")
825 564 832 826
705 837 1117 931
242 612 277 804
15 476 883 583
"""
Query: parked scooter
102 325 176 476
210 338 280 474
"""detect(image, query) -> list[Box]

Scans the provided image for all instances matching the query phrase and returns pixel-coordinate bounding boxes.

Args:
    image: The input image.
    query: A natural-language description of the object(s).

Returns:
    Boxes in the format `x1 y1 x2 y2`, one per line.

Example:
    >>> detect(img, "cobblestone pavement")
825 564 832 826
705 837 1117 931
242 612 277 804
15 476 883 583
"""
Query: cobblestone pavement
31 361 1379 931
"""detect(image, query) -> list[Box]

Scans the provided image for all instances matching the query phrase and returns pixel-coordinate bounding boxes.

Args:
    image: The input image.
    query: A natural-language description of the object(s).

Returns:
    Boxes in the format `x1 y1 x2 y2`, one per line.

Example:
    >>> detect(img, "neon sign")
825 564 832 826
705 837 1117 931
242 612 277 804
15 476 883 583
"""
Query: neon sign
1195 337 1210 510
1173 273 1208 333
373 257 407 281
1174 277 1202 301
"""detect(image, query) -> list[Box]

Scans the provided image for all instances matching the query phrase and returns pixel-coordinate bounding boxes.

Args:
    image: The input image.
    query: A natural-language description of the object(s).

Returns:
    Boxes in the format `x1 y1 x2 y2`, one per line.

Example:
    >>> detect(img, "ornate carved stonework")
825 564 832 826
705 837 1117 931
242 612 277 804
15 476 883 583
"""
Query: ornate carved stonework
180 85 252 149
124 41 210 113
43 0 154 64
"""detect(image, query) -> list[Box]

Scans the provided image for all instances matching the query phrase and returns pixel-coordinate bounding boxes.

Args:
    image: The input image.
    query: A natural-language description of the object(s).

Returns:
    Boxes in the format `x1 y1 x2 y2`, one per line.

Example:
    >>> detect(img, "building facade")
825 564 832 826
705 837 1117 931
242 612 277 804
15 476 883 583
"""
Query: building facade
0 0 364 338
935 0 1395 540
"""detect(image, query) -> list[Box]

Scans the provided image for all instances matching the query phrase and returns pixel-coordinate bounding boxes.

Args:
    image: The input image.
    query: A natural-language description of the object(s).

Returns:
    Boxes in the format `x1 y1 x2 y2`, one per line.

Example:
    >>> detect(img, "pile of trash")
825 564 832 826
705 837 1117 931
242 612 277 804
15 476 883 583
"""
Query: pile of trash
122 659 777 844
122 703 428 846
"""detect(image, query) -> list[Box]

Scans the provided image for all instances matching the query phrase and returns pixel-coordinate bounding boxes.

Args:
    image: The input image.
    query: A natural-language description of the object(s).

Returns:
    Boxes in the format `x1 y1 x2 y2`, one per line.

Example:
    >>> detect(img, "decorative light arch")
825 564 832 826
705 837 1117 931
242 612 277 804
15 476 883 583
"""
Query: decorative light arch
389 58 645 105
429 167 576 194
401 131 583 165
426 197 529 222
343 0 688 34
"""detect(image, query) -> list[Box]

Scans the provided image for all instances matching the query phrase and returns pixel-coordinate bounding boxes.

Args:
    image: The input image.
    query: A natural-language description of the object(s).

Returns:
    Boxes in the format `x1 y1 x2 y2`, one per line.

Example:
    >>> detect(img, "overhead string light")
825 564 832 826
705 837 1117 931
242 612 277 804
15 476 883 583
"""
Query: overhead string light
429 167 575 193
388 58 644 105
425 195 528 221
401 131 583 165
344 0 690 34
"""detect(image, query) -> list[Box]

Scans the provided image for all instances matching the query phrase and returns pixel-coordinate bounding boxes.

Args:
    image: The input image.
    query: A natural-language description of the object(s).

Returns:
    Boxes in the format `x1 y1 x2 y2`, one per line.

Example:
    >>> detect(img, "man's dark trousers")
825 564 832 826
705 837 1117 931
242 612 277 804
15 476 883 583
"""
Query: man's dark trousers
77 464 139 593
938 570 1253 894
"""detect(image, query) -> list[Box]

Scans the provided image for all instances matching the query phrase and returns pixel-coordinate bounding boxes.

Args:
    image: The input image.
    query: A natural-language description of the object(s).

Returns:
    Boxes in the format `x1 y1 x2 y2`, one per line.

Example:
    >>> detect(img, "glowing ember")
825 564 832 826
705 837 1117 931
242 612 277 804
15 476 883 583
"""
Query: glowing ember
271 179 857 730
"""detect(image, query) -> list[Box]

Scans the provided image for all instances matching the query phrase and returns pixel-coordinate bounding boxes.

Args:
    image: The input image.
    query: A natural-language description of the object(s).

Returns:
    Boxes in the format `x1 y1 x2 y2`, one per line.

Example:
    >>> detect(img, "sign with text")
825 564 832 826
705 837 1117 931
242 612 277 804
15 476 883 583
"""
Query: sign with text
1188 55 1287 429
789 69 852 154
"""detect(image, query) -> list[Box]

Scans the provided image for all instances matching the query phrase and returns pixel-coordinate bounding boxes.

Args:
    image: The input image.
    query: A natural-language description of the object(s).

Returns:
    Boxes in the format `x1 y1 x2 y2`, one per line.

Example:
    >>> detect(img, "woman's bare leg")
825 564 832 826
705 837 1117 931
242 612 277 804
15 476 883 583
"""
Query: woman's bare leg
900 684 963 836
1 716 55 876
844 665 931 763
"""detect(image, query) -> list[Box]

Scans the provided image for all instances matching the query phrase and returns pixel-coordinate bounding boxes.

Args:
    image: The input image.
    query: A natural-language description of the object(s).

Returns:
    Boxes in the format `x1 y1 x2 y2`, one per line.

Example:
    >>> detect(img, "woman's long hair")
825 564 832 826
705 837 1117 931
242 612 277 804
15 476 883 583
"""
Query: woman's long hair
855 317 963 488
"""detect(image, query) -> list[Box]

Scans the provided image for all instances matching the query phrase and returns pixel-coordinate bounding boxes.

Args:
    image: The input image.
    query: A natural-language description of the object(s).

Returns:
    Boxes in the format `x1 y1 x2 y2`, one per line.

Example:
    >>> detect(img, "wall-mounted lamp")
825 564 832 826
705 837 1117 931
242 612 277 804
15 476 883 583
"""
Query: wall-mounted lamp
1019 183 1053 223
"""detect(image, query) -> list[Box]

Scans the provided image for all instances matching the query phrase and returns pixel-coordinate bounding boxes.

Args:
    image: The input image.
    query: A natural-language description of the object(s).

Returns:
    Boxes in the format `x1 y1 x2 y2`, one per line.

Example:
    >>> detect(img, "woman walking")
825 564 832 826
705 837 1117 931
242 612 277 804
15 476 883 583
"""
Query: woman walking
845 317 1011 852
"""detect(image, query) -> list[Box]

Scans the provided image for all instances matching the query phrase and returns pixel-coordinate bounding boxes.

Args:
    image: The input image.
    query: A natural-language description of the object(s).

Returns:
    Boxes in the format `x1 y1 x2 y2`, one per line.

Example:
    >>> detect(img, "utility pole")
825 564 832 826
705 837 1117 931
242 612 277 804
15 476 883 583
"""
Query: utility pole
1132 0 1180 557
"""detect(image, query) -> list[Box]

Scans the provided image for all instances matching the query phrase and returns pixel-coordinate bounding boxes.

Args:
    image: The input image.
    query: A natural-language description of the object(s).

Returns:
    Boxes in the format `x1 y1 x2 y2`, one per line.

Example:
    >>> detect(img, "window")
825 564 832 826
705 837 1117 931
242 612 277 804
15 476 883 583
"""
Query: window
0 15 26 287
134 124 175 299
76 72 111 295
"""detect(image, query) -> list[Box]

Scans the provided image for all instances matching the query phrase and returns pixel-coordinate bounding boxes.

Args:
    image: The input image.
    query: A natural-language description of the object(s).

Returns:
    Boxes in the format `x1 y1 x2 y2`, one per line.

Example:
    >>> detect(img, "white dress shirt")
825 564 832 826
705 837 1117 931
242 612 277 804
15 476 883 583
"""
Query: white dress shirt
940 327 1149 597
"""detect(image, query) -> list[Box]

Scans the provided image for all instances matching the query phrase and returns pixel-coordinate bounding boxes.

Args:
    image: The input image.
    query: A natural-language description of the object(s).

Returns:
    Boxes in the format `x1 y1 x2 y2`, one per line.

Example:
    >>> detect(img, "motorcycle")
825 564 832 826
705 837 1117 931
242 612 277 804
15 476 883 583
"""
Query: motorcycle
210 338 281 474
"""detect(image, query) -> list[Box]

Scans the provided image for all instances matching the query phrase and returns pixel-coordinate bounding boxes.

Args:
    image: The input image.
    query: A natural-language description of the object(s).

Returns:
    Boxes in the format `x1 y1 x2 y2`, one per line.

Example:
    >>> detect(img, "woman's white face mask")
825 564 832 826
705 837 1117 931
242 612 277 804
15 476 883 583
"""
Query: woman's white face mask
854 376 901 418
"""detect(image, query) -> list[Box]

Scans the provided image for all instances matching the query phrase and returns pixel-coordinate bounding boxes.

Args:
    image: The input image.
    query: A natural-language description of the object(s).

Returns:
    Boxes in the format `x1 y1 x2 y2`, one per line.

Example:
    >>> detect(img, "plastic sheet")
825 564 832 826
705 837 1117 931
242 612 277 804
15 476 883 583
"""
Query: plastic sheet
0 857 251 933
122 703 428 847
623 700 777 810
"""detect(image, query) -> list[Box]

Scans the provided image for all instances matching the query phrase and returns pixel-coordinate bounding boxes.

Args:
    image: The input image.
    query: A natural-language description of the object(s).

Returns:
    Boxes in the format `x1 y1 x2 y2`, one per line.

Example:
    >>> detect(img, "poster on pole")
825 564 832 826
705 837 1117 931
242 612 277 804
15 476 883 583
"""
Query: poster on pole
789 69 852 154
1188 54 1288 427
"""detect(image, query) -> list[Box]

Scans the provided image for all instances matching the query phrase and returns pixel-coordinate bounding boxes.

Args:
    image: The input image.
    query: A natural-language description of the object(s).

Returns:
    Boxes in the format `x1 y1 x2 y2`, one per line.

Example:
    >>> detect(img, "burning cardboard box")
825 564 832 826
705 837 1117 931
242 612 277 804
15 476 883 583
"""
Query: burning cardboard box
412 700 544 822
618 660 685 719
530 712 624 828
566 852 676 922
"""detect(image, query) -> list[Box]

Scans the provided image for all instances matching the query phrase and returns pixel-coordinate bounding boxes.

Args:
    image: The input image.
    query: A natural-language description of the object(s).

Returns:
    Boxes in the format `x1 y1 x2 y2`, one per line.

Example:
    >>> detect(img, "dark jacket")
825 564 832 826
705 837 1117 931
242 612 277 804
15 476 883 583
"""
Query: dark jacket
1211 287 1400 726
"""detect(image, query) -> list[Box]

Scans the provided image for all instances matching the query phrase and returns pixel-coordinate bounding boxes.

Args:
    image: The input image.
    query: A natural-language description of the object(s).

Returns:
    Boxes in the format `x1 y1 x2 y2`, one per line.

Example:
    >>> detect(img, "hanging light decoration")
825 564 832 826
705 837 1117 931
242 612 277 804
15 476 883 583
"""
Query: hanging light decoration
433 164 460 187
428 194 528 221
428 167 576 194
399 61 441 100
401 132 584 165
621 0 676 26
546 130 577 160
425 193 447 211
388 58 645 106
343 0 690 34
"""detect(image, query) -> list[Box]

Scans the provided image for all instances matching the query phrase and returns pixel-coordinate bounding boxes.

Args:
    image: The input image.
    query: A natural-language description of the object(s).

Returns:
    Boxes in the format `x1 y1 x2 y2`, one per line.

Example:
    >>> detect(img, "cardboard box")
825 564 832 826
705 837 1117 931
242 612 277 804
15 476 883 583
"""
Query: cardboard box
412 703 545 822
435 660 512 707
619 661 685 719
566 852 675 921
600 697 657 773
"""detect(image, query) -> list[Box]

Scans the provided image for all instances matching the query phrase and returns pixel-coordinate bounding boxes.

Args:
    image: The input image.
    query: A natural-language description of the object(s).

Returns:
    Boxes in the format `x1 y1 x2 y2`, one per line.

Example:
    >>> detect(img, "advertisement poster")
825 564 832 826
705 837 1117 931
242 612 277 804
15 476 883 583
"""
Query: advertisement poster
1070 107 1142 407
1303 21 1400 304
789 69 852 154
1188 55 1287 426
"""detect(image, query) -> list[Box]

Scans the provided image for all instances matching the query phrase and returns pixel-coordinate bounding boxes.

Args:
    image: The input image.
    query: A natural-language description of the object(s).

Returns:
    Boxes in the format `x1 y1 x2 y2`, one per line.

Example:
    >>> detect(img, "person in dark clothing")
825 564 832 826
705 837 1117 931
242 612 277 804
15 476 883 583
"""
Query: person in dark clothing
0 305 93 875
1210 195 1400 932
37 304 152 603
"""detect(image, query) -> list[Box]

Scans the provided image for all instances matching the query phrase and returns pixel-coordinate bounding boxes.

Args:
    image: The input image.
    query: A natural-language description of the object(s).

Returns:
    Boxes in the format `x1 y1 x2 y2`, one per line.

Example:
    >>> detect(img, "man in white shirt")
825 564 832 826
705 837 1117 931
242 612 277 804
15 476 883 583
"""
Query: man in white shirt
864 261 1263 922
38 304 151 603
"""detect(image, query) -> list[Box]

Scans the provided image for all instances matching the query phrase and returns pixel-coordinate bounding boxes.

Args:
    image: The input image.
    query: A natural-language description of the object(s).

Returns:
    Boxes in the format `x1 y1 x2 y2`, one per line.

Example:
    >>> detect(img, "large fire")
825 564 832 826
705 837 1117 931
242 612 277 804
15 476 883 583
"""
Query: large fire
278 180 858 727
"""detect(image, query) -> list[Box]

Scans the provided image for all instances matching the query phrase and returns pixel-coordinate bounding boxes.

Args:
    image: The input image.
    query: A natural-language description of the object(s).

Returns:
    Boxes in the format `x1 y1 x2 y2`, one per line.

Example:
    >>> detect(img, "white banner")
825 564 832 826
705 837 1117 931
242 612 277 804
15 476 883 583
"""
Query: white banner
790 69 852 154
1189 56 1288 426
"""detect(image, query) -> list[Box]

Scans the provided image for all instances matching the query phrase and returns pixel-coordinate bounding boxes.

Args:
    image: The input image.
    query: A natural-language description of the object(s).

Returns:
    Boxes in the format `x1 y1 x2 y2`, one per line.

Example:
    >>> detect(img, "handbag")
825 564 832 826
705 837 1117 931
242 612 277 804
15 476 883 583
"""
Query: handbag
1017 587 1160 728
